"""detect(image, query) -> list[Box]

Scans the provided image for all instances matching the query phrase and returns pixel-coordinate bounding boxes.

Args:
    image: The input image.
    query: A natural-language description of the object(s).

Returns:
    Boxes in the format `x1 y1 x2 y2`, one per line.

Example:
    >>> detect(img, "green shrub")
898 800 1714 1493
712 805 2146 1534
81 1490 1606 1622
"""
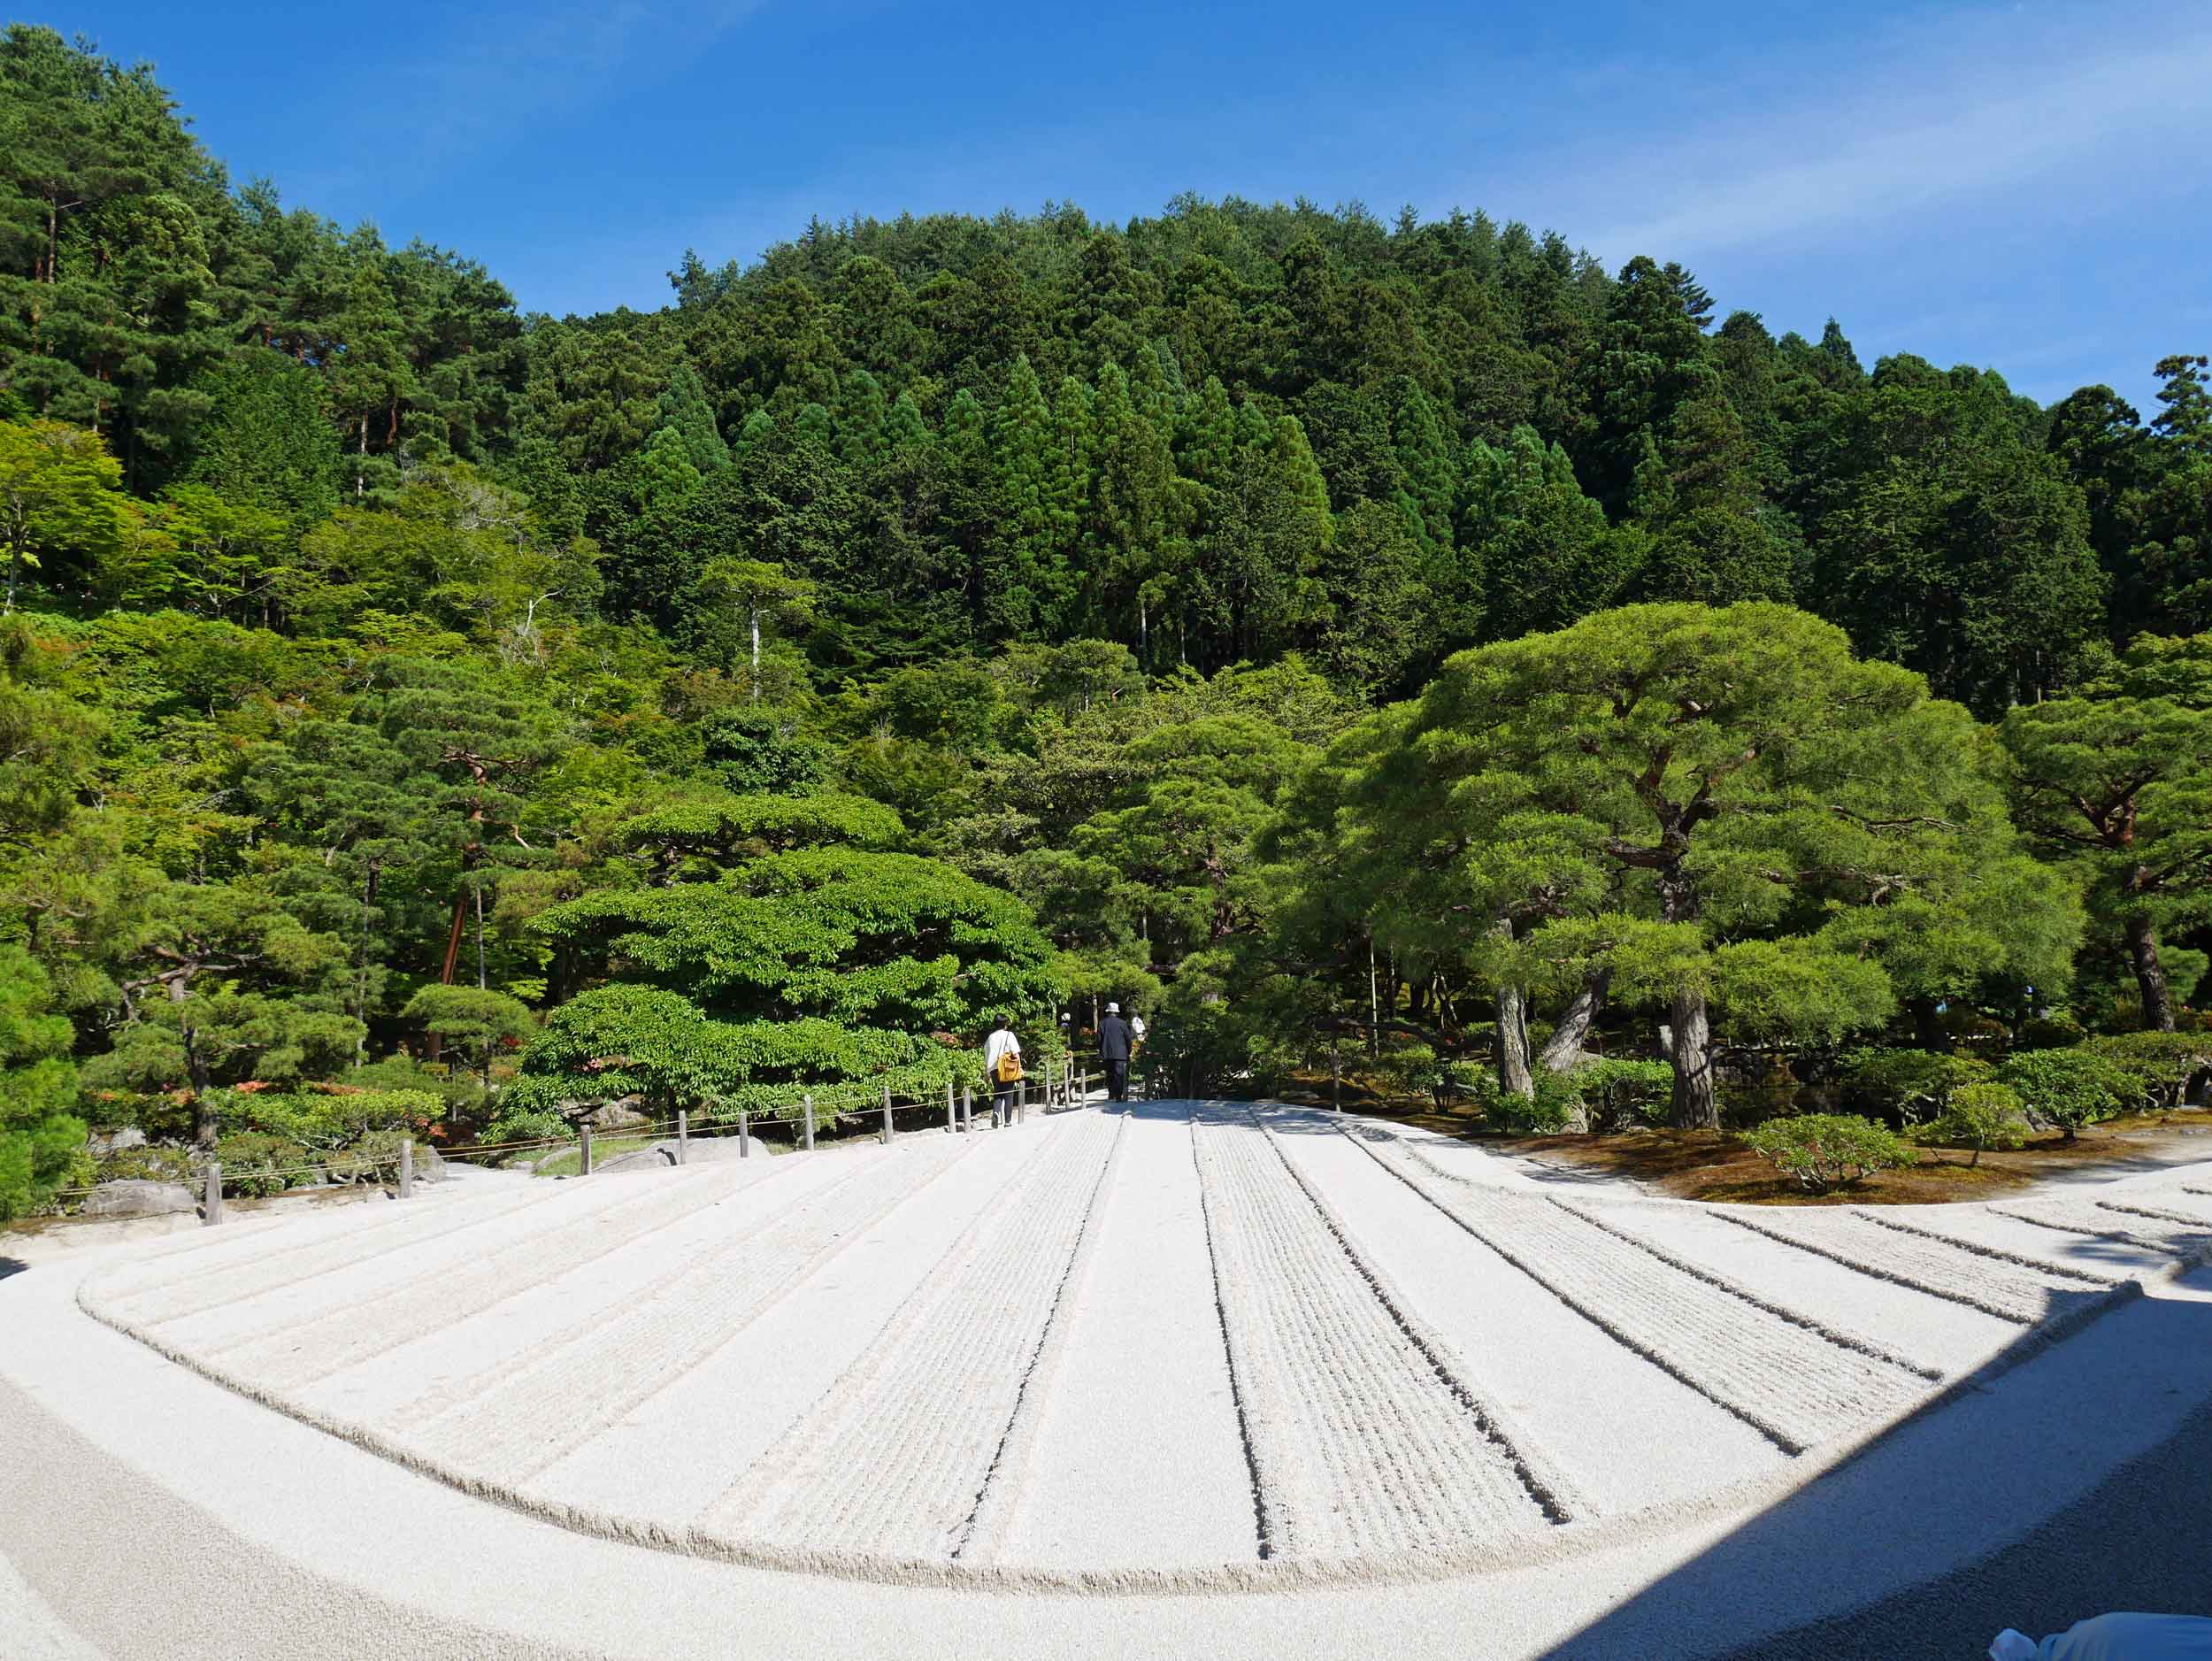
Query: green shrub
2016 1013 2088 1051
2084 1032 2212 1110
223 1085 444 1150
1470 1069 1583 1134
1375 1042 1443 1103
1742 1113 1920 1194
211 1131 314 1196
1997 1049 2137 1140
1570 1057 1676 1128
480 1106 570 1149
1836 1047 1990 1124
349 1052 487 1118
1916 1082 2032 1166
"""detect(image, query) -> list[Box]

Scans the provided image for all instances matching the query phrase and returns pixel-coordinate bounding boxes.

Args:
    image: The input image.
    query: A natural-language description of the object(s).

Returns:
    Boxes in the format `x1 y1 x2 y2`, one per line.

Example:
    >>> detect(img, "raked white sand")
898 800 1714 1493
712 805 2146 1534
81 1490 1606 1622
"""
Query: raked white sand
13 1100 2212 1657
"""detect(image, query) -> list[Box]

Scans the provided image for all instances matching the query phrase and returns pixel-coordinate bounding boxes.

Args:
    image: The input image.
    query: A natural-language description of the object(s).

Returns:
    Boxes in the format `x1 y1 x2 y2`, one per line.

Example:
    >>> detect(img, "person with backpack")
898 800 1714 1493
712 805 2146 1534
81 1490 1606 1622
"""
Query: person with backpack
984 1013 1023 1119
1098 1003 1133 1103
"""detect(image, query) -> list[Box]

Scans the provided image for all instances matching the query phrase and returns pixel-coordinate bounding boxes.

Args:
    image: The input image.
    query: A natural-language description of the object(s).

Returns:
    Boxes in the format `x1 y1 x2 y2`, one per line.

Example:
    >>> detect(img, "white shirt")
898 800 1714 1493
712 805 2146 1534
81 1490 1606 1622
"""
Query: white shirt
984 1028 1021 1072
1130 1016 1147 1041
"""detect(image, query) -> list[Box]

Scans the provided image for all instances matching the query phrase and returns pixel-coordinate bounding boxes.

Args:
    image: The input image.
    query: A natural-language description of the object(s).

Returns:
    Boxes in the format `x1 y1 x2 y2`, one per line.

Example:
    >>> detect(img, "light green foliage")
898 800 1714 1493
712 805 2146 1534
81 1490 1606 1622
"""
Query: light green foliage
539 847 1059 1034
502 983 972 1126
1743 1112 1920 1193
0 418 128 609
1997 1048 2138 1139
1916 1081 2032 1165
0 943 87 1218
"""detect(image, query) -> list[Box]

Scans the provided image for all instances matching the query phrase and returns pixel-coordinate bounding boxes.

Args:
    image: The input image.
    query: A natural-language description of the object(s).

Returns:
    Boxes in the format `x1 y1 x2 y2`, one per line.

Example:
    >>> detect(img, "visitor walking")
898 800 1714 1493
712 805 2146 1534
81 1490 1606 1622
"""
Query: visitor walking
985 1013 1023 1119
1099 1002 1133 1103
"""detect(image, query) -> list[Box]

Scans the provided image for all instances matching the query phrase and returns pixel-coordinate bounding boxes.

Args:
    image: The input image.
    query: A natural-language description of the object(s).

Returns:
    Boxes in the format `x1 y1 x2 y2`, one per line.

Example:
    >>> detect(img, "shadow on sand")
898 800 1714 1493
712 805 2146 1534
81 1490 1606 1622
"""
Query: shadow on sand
1536 1265 2212 1657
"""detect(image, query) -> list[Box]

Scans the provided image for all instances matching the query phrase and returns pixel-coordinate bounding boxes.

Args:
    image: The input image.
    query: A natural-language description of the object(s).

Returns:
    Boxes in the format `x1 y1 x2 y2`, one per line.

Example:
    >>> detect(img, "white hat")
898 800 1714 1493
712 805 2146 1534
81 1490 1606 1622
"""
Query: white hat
1106 1002 1119 1014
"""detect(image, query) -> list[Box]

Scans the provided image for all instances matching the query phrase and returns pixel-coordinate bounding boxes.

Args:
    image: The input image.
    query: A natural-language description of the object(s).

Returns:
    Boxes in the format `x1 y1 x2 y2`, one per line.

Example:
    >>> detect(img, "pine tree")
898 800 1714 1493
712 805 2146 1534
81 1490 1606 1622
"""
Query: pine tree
883 388 928 451
834 369 888 467
655 361 729 475
1386 377 1456 553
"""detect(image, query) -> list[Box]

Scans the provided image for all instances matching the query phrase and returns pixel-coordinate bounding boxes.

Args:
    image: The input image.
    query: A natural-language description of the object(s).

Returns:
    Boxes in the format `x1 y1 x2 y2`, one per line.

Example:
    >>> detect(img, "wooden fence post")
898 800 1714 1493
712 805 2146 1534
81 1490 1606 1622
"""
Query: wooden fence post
677 1108 688 1165
803 1093 814 1151
962 1084 972 1133
203 1160 223 1227
881 1085 893 1145
946 1078 956 1133
580 1122 594 1176
399 1137 414 1199
739 1109 750 1158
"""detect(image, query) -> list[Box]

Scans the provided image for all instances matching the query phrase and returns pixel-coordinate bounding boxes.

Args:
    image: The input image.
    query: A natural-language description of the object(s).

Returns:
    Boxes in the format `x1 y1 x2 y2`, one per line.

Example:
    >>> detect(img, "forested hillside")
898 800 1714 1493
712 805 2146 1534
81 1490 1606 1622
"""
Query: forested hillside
2 24 2207 1215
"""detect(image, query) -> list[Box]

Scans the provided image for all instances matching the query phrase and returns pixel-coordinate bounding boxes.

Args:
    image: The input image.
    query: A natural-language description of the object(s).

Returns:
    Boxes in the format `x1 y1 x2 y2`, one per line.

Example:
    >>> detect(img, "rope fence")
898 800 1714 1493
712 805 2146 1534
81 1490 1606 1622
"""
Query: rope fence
47 1055 1132 1223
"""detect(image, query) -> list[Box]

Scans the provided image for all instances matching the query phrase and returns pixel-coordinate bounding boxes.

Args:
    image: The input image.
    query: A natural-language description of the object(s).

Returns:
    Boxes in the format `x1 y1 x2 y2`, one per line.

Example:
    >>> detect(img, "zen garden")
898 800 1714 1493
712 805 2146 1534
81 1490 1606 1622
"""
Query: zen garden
1 18 2209 1661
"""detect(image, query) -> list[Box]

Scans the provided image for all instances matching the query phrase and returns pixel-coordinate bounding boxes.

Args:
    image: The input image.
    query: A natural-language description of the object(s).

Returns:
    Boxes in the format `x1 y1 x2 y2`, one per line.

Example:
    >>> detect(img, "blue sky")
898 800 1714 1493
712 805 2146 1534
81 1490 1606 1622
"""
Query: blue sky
56 0 2212 409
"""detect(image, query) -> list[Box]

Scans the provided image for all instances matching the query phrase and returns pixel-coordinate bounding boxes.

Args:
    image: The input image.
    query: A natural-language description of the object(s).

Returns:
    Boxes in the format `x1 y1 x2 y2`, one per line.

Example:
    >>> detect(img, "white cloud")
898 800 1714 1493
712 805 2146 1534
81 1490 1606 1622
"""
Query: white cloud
1579 8 2212 261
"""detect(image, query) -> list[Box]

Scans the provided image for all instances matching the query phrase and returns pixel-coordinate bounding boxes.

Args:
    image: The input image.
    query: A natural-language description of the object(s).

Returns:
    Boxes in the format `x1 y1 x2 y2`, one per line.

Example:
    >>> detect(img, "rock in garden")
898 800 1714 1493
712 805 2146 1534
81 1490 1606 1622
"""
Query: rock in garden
81 1179 197 1218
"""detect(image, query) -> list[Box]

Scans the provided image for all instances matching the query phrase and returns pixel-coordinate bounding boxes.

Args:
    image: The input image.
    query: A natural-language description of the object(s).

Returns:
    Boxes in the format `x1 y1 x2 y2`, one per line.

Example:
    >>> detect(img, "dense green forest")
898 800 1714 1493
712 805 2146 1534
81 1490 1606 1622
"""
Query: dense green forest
1 23 2207 1216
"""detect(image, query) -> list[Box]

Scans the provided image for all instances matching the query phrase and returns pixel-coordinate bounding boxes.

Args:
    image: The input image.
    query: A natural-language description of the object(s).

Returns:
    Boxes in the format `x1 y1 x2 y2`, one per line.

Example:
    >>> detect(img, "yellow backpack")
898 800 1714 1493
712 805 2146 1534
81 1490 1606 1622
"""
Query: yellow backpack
995 1046 1024 1083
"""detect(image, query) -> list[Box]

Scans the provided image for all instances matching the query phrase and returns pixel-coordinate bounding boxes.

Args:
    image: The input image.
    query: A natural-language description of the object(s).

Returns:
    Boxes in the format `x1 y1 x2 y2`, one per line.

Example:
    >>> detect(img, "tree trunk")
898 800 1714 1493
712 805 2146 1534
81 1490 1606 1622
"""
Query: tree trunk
1538 970 1610 1073
749 603 762 700
2126 911 2176 1033
356 414 367 499
1654 854 1718 1130
1669 987 1718 1130
170 974 218 1148
1495 982 1533 1099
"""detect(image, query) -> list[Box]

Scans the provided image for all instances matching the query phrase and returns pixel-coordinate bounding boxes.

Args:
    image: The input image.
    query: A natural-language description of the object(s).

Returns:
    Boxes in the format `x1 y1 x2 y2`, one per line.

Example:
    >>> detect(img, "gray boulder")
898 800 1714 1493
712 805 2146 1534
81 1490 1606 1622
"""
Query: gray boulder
81 1179 197 1219
85 1127 147 1157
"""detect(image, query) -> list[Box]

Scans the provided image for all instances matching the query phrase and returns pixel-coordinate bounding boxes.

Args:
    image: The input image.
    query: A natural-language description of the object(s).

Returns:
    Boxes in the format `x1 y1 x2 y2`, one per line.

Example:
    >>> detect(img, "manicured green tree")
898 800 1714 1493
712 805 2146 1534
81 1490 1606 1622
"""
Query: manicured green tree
538 846 1060 1035
2001 640 2212 1031
0 942 85 1219
597 788 902 884
1917 1081 2032 1166
400 984 535 1087
502 983 972 1132
1999 1048 2135 1140
1348 603 2076 1127
86 879 359 1146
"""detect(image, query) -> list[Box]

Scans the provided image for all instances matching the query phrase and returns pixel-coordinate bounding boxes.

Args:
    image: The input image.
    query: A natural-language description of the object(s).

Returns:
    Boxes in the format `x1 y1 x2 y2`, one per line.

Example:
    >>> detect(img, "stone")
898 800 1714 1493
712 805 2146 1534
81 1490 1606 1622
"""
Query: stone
80 1180 197 1219
85 1127 147 1157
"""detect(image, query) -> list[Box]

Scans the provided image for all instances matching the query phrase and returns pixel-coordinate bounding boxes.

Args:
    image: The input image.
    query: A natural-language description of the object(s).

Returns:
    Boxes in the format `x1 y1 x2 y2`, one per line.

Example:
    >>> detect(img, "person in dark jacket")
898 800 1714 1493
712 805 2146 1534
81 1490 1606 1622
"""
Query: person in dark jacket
1098 1002 1133 1103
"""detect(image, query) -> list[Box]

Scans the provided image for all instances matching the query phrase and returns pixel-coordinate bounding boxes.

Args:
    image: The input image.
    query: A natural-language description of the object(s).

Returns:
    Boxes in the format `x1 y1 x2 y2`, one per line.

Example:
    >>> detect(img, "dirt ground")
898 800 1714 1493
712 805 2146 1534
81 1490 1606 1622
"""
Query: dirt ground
1300 1092 2212 1203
